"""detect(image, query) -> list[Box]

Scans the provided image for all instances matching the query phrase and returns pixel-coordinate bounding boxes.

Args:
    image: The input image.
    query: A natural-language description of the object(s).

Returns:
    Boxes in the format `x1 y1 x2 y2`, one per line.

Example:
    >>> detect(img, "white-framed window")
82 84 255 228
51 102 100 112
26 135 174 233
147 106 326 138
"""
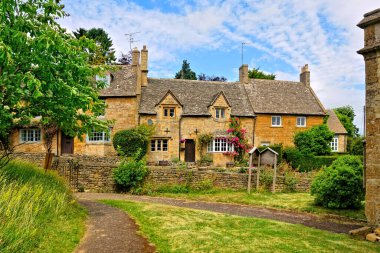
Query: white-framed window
296 116 306 127
96 74 111 87
87 128 111 143
207 138 234 152
271 116 282 126
163 107 175 118
151 139 168 152
331 136 339 152
20 129 41 143
215 108 226 119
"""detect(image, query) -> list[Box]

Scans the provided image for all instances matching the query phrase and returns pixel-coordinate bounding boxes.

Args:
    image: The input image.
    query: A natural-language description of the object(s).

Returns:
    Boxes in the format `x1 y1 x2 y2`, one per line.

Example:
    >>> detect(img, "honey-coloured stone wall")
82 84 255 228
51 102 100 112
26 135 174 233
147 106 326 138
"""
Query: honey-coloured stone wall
254 114 324 147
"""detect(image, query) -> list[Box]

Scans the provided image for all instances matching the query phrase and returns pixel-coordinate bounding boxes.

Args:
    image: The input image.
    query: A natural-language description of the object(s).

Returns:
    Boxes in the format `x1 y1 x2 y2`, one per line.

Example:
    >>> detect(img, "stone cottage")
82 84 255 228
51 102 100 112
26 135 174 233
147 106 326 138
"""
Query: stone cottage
326 110 348 153
11 46 346 166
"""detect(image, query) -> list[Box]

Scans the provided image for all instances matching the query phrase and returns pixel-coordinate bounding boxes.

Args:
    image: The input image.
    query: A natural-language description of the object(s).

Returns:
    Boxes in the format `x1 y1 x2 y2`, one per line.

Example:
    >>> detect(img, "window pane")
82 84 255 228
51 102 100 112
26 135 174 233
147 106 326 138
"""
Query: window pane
216 109 220 118
157 140 162 151
221 109 225 118
164 109 168 117
170 108 175 117
163 140 168 151
151 140 156 151
207 142 213 152
215 139 220 151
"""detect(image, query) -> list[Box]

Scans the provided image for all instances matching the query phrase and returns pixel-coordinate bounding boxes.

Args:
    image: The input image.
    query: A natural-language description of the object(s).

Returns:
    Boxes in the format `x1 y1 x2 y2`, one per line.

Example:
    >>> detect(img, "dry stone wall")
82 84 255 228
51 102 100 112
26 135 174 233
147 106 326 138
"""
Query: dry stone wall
13 153 314 193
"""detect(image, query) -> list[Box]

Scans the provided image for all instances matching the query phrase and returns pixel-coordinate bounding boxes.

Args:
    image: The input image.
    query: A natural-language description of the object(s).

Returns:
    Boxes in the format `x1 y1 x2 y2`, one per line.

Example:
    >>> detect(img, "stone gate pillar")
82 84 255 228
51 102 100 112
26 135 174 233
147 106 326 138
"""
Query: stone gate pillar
358 8 380 226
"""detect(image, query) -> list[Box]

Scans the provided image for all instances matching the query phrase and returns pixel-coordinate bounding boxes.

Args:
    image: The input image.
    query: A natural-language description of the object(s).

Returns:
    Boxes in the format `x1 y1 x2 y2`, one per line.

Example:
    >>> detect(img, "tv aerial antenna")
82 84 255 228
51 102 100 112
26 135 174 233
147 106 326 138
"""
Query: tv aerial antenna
125 32 140 50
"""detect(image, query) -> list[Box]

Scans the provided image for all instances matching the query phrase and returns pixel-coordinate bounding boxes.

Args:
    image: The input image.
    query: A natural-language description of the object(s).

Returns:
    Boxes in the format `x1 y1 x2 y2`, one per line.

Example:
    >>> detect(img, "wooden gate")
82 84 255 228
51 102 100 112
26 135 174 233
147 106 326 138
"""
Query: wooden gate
52 159 79 190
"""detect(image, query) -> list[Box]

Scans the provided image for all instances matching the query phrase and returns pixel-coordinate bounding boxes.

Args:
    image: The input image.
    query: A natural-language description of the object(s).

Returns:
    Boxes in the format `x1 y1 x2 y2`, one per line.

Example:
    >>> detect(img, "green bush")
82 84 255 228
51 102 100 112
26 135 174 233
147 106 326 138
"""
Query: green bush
294 125 334 155
311 155 364 209
283 148 338 172
199 154 213 164
113 153 149 192
112 124 154 158
260 168 273 189
283 172 298 192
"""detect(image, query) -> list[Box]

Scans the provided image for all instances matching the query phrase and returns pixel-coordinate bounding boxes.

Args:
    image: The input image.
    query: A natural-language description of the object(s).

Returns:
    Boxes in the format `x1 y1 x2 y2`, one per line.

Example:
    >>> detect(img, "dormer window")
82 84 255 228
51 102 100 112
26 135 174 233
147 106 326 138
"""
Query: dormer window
164 107 175 118
96 74 111 87
215 108 225 119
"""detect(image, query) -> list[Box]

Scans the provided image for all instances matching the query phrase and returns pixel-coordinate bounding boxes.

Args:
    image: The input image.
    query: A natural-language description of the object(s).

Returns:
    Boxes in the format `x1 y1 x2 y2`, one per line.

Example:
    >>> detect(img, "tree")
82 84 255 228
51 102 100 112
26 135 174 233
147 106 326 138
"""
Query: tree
198 73 227 82
118 51 132 65
333 106 359 137
175 60 197 80
333 106 363 154
0 0 110 168
248 67 276 80
294 125 334 155
73 27 116 64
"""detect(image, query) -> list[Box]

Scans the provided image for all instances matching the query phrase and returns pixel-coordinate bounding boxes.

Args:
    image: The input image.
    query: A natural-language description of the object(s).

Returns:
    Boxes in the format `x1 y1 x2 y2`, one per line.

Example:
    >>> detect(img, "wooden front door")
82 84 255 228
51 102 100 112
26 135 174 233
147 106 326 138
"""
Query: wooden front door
185 139 195 162
61 132 74 155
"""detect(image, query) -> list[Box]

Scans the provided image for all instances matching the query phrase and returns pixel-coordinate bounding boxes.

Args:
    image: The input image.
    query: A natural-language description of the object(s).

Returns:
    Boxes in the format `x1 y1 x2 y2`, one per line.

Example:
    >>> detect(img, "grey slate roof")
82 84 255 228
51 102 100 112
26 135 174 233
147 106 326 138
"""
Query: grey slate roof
327 110 348 134
139 78 255 116
99 65 137 97
244 79 326 115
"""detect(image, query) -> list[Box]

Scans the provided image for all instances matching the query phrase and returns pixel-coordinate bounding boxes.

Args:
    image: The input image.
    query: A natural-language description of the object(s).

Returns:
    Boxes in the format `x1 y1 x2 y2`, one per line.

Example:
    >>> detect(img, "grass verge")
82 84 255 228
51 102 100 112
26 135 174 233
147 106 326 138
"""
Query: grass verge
145 187 365 220
103 200 379 253
0 160 86 253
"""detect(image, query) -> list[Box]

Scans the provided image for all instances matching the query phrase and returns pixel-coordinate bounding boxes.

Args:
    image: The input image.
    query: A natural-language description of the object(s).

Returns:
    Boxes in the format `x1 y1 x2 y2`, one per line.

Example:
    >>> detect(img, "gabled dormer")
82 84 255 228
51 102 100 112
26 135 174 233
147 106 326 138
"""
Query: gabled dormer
155 90 183 119
209 91 231 121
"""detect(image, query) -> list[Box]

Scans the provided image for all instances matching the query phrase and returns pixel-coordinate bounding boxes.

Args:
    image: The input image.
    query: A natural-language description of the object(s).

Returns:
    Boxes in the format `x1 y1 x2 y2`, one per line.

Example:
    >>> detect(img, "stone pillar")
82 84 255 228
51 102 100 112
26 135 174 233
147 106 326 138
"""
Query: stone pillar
239 64 249 83
357 8 380 226
300 64 310 86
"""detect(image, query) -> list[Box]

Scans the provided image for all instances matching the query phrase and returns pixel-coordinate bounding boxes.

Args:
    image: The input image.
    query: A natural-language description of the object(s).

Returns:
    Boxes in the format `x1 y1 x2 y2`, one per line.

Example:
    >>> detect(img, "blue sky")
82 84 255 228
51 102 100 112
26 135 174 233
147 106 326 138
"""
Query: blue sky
59 0 379 133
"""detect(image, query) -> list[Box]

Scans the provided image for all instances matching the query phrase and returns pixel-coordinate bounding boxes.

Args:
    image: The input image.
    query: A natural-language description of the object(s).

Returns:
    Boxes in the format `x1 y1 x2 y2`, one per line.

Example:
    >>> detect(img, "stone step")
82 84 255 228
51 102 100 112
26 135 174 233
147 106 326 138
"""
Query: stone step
349 226 372 238
375 228 380 236
366 233 380 243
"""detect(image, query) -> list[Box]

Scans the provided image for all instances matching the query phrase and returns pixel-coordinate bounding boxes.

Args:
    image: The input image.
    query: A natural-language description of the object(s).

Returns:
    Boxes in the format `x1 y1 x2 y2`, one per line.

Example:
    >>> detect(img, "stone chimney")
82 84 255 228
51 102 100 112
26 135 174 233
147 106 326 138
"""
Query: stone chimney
140 45 148 87
300 64 310 86
239 64 249 83
132 47 140 67
357 8 380 226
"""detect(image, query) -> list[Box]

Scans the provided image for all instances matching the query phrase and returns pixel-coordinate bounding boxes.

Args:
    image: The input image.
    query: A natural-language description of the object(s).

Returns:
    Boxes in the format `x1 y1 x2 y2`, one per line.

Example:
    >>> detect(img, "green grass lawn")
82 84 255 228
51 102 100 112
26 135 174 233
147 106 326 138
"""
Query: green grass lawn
147 189 366 220
103 200 379 253
0 161 86 253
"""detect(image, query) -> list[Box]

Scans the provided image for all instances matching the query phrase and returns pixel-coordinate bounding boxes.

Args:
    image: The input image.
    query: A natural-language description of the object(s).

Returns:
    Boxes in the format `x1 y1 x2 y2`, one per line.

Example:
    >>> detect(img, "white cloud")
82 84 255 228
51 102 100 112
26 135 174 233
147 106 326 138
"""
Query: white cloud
59 0 378 133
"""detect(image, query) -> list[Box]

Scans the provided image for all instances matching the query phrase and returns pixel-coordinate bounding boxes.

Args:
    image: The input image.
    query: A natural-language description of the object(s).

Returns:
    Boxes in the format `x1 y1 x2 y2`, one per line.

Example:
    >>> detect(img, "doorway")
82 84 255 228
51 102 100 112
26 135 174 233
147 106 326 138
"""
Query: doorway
61 132 74 155
185 139 195 162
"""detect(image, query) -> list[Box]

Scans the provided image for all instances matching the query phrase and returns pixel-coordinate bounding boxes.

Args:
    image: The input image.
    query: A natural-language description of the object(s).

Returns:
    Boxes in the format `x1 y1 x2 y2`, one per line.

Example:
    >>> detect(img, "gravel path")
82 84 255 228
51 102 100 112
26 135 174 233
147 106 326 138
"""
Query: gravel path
76 192 364 234
74 200 155 253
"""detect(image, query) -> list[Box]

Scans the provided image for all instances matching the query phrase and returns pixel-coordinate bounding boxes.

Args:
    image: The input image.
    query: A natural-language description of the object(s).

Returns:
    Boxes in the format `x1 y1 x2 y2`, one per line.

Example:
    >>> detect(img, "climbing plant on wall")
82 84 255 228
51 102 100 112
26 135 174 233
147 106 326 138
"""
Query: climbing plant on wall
226 117 251 162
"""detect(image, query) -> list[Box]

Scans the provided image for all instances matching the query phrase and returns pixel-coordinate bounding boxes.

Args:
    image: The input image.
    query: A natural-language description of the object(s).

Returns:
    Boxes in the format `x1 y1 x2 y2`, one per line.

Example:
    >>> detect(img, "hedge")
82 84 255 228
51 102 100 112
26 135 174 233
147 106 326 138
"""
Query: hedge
283 148 363 172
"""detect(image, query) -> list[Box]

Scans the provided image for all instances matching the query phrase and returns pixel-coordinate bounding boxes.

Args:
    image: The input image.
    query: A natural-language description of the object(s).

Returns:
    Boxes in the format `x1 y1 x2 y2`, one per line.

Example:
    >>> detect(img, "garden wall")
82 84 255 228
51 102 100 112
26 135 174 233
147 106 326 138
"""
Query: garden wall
13 153 315 193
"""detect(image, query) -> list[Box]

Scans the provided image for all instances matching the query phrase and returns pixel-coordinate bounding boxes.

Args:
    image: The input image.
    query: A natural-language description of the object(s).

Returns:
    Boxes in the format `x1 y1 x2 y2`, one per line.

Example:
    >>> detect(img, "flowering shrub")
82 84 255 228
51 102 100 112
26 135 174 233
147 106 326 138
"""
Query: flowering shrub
226 117 251 162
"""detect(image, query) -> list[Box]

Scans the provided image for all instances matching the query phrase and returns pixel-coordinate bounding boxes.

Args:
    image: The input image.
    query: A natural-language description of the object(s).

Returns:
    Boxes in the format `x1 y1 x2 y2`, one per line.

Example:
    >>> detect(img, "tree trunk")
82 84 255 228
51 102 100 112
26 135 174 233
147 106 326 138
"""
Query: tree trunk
44 151 54 171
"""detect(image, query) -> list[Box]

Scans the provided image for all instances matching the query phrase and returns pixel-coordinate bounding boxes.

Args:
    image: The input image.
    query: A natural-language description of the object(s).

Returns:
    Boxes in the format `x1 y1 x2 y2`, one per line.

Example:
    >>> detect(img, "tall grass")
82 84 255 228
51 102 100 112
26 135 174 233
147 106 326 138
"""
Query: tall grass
0 160 86 253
